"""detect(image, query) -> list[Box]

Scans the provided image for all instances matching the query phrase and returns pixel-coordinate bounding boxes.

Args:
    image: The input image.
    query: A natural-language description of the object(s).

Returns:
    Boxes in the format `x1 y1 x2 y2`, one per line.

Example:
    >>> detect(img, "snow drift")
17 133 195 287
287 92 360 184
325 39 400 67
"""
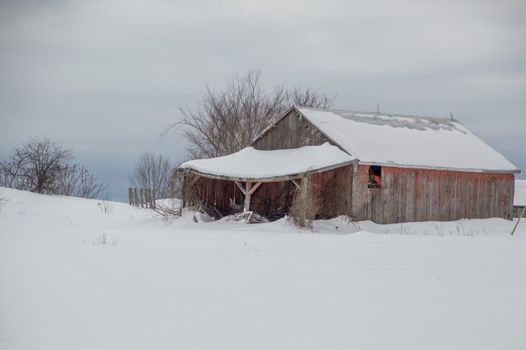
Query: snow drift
1 187 526 350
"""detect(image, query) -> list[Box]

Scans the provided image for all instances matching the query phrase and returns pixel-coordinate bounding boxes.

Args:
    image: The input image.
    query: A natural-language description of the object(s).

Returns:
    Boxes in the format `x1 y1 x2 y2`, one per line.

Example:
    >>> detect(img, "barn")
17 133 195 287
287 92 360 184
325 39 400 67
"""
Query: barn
180 106 520 224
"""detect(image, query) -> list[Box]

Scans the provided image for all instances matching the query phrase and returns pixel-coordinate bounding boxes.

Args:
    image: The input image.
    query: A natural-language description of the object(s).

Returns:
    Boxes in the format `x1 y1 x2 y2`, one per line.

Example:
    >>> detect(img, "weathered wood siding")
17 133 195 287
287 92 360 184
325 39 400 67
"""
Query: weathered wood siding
252 109 331 150
350 165 514 224
191 165 354 218
190 164 513 223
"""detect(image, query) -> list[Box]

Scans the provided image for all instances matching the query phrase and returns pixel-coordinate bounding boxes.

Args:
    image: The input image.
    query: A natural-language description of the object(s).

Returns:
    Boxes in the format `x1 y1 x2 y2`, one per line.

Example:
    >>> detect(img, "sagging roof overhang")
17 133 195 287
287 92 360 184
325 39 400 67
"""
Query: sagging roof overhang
179 143 356 182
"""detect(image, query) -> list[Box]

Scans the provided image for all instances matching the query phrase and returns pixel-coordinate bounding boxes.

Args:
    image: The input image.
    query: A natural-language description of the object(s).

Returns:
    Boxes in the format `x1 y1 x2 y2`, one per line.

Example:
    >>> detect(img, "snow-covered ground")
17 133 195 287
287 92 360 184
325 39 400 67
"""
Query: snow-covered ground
1 187 526 350
516 179 526 206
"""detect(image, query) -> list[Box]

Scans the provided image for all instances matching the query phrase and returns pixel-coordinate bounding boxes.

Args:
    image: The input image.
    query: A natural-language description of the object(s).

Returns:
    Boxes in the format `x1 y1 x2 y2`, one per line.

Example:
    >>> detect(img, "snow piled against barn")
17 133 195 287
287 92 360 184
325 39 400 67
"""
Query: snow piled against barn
180 143 354 180
1 187 526 350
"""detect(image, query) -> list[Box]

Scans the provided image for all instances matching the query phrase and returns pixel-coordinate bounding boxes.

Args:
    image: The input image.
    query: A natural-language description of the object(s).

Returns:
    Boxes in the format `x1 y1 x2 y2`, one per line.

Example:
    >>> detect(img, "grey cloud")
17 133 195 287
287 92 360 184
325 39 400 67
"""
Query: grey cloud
1 0 525 200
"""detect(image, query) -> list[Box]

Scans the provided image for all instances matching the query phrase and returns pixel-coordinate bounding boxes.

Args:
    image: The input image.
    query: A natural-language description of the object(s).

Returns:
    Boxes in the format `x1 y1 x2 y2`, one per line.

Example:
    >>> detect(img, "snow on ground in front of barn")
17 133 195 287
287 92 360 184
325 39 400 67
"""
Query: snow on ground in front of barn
1 187 526 350
515 179 526 206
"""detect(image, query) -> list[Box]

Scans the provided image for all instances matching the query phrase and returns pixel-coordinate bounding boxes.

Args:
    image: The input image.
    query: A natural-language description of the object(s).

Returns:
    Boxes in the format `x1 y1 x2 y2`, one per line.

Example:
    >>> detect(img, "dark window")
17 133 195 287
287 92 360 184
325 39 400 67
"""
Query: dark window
368 166 382 189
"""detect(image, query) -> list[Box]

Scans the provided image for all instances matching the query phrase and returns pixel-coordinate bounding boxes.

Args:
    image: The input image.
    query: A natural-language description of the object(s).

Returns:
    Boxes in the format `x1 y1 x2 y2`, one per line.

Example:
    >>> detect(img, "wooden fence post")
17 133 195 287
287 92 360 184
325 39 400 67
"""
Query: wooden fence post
147 189 153 208
182 174 187 208
511 206 526 235
128 187 157 210
133 188 139 207
128 187 133 205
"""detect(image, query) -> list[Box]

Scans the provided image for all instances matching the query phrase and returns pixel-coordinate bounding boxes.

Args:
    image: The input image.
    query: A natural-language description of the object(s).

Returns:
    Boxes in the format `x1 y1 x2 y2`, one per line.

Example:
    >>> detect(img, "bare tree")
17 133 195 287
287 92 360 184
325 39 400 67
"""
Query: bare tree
0 138 72 193
56 164 106 199
172 70 333 159
129 153 173 199
0 137 105 198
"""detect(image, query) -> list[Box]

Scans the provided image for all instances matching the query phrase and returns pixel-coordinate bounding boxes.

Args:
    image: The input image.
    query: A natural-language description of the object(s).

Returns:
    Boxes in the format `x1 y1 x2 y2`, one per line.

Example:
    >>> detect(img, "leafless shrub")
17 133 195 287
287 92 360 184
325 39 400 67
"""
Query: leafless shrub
98 198 114 214
90 233 118 246
169 70 334 159
0 137 105 198
289 179 321 229
91 233 107 245
129 153 173 200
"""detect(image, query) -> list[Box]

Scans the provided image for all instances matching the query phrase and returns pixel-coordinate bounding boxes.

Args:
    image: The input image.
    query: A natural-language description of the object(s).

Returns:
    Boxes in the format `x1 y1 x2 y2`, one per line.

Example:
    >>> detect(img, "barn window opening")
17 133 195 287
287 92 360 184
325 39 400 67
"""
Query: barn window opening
368 165 382 189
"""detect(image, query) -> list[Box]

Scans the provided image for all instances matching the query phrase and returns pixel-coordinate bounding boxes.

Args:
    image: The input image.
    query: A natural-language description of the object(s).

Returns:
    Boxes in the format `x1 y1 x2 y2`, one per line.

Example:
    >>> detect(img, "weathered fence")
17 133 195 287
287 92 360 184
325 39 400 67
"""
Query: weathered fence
128 187 156 209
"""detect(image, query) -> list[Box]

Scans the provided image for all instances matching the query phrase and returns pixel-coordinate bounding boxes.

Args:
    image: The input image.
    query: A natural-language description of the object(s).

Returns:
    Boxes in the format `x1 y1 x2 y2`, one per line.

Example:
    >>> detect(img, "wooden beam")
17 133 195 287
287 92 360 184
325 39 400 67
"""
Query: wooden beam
290 179 300 190
247 181 262 196
243 182 252 212
190 175 200 187
511 206 526 235
234 181 246 195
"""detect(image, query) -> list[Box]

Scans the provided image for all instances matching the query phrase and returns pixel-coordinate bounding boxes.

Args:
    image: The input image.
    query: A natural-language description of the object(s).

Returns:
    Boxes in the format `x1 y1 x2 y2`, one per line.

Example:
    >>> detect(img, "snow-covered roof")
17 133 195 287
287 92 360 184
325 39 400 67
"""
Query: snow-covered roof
180 143 355 181
515 180 526 206
291 107 519 173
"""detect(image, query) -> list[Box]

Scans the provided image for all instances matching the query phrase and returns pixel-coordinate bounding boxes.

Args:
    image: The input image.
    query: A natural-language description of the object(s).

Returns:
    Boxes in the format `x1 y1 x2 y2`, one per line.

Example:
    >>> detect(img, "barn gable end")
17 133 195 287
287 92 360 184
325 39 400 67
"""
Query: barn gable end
251 108 332 151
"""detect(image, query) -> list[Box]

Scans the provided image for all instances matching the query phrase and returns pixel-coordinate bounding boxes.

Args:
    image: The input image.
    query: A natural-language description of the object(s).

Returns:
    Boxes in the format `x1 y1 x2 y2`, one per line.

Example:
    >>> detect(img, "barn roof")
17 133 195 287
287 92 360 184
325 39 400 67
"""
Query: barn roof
515 180 526 207
179 143 355 182
259 106 519 173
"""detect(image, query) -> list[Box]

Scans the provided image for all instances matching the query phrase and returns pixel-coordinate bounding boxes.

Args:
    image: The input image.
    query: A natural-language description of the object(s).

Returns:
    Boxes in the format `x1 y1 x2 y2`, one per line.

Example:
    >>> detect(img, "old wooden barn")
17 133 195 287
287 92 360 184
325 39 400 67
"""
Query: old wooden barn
180 106 520 224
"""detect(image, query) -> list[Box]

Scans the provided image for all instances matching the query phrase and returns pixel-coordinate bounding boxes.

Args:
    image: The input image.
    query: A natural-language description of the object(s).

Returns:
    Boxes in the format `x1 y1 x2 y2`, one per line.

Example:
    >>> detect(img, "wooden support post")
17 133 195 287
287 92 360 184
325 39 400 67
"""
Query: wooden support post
244 182 252 212
301 177 308 200
182 174 187 208
234 181 261 213
511 206 526 235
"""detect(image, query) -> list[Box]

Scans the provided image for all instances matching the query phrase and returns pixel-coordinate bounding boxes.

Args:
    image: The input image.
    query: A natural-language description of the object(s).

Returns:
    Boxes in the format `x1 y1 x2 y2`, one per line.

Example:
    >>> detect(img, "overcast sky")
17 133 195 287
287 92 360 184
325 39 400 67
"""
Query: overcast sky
1 0 525 201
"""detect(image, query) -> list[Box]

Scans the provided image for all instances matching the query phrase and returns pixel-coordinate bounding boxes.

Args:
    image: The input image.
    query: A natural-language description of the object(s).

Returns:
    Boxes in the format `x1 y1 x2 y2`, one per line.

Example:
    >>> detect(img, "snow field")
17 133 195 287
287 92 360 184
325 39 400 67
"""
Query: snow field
1 187 525 350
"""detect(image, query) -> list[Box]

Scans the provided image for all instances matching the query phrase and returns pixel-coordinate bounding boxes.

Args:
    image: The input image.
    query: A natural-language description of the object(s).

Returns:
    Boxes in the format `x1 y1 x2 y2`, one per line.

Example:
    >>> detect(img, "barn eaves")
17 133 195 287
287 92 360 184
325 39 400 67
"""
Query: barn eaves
180 143 355 211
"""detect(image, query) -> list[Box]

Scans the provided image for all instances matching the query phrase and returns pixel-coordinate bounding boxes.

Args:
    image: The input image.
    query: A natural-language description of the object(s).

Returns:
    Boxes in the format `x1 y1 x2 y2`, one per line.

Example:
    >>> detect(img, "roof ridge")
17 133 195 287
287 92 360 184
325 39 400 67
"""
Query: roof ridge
294 105 453 121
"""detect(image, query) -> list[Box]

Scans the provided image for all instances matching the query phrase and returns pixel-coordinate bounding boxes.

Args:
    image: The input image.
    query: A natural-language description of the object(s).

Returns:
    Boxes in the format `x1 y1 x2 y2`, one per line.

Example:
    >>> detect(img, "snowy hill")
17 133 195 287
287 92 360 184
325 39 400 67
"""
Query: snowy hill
1 187 526 350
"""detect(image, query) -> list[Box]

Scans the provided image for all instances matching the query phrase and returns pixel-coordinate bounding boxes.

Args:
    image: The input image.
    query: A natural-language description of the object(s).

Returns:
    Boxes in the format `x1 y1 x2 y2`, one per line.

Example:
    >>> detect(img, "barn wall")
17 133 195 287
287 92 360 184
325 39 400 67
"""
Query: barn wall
192 177 242 216
252 109 331 150
190 165 355 218
192 177 297 217
351 165 515 224
190 165 514 223
310 166 354 218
